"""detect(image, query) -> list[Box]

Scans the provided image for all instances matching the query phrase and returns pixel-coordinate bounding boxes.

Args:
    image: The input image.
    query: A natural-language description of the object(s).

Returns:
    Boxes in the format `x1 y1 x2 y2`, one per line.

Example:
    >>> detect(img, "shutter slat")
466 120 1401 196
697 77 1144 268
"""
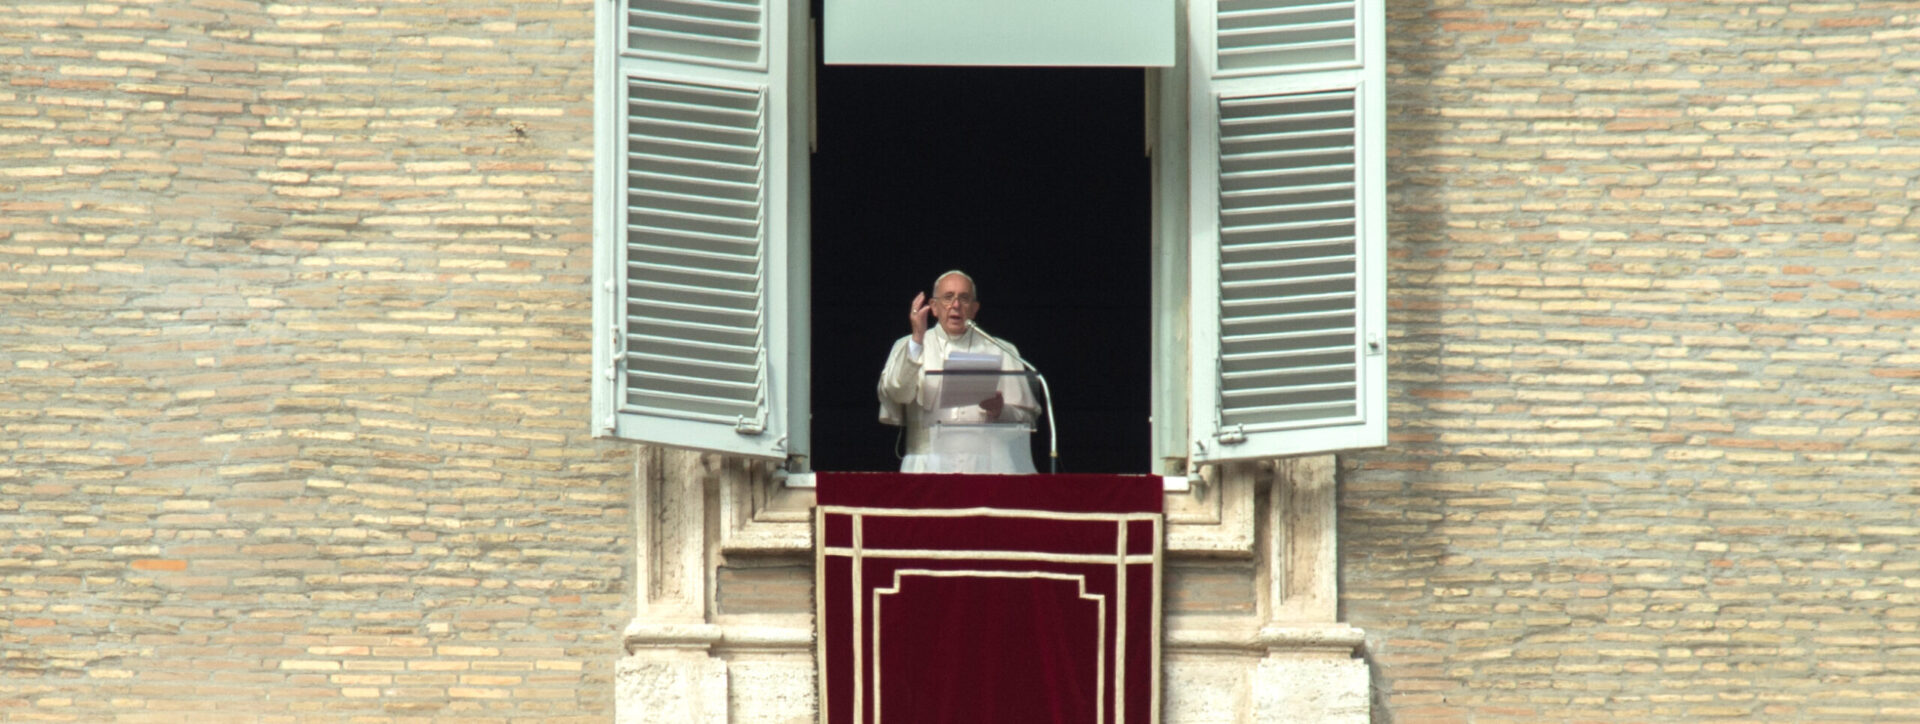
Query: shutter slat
1212 398 1355 418
631 168 760 193
1217 37 1354 59
628 206 760 231
1221 290 1355 308
631 279 760 306
1219 196 1355 214
630 313 758 339
1216 21 1353 37
630 331 758 355
636 0 761 13
630 259 760 287
632 241 758 266
630 150 758 173
629 9 762 35
629 96 763 123
1219 308 1353 328
1220 325 1356 344
1217 1 1355 22
1217 217 1355 235
1223 345 1354 363
629 299 759 323
625 0 763 66
1221 364 1357 384
632 224 758 247
631 370 759 392
629 350 760 374
1221 162 1355 182
1220 271 1356 289
631 187 762 213
626 28 761 54
1222 381 1357 396
1216 0 1357 72
627 125 762 152
1219 123 1351 142
1216 238 1353 258
1219 106 1352 123
629 388 761 414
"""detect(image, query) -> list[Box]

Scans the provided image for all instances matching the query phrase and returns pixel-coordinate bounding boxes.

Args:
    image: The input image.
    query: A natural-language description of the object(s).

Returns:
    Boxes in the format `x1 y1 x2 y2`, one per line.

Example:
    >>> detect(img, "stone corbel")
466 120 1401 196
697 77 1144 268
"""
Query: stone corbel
717 458 813 553
1255 454 1368 724
619 447 732 724
1166 462 1257 556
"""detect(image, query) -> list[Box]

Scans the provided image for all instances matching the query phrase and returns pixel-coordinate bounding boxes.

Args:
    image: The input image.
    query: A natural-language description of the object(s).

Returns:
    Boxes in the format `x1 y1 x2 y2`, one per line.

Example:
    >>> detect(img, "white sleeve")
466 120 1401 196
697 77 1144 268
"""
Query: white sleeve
877 336 923 406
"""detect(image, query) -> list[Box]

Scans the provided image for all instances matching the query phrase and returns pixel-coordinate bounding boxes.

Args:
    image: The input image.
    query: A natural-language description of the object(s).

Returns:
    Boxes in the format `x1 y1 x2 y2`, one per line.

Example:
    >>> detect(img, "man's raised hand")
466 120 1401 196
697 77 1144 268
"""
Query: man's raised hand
909 291 932 345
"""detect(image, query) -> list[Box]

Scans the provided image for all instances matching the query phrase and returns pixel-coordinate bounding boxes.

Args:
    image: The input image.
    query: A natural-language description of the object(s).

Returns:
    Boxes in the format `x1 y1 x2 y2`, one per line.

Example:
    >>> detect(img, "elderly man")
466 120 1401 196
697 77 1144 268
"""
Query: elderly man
877 270 1040 473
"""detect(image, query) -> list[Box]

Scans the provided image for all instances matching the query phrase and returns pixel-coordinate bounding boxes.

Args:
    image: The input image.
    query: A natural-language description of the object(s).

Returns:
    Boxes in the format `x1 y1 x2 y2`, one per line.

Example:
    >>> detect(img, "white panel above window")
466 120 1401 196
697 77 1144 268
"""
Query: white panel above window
824 0 1173 66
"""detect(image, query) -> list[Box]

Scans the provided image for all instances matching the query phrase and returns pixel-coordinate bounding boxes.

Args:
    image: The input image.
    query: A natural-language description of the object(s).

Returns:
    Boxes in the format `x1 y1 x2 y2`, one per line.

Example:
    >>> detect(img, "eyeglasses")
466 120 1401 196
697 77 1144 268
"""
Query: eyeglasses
932 294 976 306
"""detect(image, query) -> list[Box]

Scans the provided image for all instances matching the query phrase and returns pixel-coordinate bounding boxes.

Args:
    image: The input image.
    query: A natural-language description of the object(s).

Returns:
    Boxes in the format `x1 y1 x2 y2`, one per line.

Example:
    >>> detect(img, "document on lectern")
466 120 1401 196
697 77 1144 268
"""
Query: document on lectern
934 351 1004 410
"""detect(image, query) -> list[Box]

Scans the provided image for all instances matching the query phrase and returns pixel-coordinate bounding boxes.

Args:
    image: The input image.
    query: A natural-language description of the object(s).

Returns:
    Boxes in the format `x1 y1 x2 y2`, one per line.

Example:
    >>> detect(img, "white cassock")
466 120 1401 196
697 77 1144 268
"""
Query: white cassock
877 326 1039 474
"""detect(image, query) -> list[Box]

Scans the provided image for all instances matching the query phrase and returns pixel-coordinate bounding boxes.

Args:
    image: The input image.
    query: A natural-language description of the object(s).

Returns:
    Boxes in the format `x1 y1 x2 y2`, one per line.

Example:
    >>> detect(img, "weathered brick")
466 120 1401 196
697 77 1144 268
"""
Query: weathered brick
4 0 1917 722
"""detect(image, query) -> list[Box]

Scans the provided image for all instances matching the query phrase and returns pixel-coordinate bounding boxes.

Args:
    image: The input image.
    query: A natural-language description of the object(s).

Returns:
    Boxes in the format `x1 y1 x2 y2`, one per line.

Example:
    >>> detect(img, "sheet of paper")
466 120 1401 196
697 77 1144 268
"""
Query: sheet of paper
934 351 1004 410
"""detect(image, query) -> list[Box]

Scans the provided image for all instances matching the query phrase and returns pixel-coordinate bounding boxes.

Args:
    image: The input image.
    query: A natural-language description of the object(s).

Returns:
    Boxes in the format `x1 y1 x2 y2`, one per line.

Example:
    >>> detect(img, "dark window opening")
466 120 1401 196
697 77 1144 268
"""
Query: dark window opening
808 63 1152 473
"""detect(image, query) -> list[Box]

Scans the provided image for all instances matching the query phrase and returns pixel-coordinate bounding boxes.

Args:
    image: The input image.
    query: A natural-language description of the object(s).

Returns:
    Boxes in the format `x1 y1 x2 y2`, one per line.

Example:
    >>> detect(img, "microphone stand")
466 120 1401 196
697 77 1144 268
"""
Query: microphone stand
967 322 1058 473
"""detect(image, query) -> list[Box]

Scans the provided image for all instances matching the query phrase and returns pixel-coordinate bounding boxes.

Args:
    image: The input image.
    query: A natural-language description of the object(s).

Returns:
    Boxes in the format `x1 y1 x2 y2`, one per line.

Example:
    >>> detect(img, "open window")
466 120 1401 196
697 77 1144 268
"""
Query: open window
593 0 1386 468
806 65 1153 474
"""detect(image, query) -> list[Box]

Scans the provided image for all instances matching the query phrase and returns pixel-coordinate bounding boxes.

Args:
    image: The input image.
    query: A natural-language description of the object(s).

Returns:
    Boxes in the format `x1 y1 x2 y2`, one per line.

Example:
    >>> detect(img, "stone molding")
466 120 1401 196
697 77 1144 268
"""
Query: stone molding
717 463 1259 557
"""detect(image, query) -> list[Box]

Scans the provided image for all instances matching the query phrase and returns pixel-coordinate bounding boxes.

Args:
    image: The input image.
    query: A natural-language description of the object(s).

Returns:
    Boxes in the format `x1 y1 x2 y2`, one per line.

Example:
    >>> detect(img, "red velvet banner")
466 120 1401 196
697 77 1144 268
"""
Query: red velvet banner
816 473 1164 724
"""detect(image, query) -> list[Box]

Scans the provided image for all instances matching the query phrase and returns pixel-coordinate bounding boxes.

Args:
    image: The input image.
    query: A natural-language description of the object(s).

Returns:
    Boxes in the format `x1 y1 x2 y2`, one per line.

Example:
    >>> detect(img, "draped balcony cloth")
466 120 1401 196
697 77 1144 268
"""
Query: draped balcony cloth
815 473 1164 724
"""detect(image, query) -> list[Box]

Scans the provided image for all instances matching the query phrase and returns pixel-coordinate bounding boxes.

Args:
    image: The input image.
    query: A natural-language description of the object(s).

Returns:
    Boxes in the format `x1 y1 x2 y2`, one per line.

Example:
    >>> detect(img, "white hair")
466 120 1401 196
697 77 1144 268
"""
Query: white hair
932 269 977 299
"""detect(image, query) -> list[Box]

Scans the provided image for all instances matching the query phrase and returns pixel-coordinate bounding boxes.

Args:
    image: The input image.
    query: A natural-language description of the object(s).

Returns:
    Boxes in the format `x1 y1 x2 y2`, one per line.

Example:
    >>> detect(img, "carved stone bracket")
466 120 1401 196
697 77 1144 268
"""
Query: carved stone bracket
1260 454 1368 724
718 459 814 553
634 446 720 623
1166 463 1257 556
1270 454 1341 624
620 447 732 724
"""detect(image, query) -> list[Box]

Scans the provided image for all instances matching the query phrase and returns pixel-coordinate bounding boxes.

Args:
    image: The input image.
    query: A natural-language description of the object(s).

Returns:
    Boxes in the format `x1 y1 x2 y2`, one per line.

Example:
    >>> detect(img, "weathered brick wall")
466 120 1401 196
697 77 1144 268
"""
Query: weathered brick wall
0 1 631 721
1351 0 1920 720
5 0 1918 722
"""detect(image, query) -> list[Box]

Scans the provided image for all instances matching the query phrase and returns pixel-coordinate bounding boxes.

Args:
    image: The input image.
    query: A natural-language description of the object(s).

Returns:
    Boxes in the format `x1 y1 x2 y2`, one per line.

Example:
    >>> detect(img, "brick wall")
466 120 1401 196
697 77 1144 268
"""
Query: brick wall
0 1 630 721
4 0 1917 722
1349 0 1920 720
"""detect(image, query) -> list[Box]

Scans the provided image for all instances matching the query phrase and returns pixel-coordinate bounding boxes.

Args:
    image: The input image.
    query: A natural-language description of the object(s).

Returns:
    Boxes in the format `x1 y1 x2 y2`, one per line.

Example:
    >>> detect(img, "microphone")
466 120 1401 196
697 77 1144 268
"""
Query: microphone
966 321 1058 474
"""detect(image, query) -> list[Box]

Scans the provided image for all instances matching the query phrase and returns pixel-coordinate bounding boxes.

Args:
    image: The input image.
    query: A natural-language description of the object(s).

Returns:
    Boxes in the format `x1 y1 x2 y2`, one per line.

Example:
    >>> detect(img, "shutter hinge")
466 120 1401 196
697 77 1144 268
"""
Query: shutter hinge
1366 334 1384 356
1216 425 1247 445
605 324 622 380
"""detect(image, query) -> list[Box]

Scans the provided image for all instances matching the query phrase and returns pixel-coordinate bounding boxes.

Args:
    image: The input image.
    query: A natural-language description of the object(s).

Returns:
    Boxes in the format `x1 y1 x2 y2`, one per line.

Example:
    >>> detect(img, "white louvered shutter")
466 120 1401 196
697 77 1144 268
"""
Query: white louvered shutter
1187 0 1385 463
593 0 804 460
